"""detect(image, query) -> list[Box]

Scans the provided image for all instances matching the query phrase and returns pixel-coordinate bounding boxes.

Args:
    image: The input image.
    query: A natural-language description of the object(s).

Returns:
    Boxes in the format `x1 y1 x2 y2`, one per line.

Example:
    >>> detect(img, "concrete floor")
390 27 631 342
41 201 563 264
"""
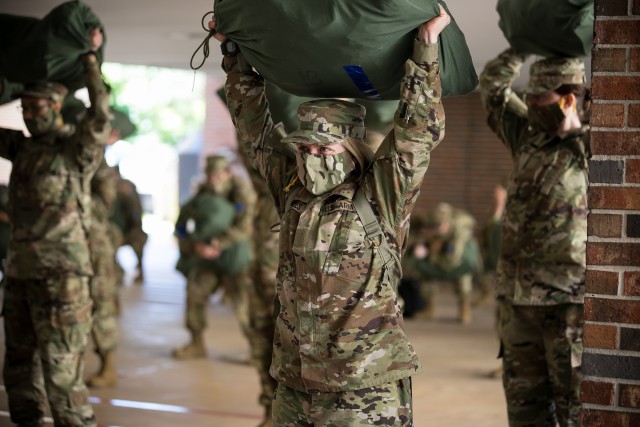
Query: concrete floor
0 221 509 427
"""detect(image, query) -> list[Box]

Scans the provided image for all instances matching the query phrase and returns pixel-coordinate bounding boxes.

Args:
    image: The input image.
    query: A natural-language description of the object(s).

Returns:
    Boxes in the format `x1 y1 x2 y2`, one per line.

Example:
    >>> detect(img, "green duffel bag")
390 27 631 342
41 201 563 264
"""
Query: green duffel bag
208 240 253 276
214 0 477 99
0 0 106 93
497 0 594 57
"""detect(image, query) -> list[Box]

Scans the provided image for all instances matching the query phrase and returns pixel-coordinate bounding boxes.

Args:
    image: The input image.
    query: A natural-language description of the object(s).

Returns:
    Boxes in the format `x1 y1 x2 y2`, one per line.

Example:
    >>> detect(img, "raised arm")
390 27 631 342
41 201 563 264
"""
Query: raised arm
478 49 529 155
74 28 111 167
393 6 450 173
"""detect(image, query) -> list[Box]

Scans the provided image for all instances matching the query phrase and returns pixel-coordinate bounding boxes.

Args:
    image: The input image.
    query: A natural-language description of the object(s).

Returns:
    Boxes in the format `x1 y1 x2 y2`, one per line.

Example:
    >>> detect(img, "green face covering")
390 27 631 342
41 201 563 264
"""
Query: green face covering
24 107 60 137
527 102 566 133
296 151 356 195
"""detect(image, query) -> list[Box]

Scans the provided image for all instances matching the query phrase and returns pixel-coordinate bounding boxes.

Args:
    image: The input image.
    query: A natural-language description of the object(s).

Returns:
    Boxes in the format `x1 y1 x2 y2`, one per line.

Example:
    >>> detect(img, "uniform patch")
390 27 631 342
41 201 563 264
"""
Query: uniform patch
291 200 307 213
320 201 356 216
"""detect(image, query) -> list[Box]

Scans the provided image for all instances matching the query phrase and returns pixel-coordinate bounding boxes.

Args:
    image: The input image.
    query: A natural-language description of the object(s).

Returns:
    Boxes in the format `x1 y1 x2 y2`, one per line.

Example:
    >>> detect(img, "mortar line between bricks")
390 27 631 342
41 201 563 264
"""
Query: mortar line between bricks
583 376 640 386
582 403 640 414
584 320 640 329
584 348 640 357
584 293 640 301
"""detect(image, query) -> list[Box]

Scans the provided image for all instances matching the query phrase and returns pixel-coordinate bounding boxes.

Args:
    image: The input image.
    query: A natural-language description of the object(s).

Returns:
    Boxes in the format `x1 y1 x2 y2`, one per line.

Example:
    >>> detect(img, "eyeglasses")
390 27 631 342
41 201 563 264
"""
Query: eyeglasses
18 102 51 116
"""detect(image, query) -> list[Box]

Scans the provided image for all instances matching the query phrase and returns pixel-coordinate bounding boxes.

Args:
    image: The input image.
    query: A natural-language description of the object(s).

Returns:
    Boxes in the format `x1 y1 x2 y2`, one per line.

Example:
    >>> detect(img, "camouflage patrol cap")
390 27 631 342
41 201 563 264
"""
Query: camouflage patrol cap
528 58 586 95
16 82 69 104
424 202 453 227
283 99 366 145
205 155 229 174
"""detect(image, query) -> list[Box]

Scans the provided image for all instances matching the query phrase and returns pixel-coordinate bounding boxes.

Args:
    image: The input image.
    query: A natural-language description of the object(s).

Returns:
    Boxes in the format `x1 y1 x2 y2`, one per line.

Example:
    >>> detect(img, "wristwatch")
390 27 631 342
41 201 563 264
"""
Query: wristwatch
220 40 239 57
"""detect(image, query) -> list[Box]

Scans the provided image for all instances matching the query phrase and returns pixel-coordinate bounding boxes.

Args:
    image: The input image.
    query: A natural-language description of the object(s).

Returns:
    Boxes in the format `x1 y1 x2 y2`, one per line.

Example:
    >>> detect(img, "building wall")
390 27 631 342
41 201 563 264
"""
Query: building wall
580 1 640 425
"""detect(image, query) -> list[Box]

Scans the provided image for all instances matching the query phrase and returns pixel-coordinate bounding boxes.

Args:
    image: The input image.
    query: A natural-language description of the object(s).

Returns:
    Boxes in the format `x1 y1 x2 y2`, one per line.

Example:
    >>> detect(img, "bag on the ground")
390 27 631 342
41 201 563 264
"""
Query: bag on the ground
497 0 594 57
0 0 106 93
214 0 478 99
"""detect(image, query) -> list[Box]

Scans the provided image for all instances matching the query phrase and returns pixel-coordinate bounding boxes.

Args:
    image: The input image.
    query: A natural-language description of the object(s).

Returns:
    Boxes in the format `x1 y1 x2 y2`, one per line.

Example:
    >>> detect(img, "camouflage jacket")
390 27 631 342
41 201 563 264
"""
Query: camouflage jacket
89 159 117 276
0 60 110 279
223 40 445 392
479 49 587 306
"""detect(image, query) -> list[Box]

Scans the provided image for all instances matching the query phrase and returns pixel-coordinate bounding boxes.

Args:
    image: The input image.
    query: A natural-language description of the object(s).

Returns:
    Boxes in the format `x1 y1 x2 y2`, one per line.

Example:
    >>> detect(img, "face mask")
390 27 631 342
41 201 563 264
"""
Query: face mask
296 151 356 195
210 178 232 195
24 107 60 137
527 101 566 133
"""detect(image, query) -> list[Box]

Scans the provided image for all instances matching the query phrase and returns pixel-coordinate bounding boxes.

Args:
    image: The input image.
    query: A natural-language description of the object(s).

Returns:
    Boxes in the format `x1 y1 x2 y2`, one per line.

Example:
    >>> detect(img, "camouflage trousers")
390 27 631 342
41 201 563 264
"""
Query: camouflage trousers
89 273 119 355
498 302 583 427
2 277 96 427
247 254 278 411
185 266 251 339
272 378 413 426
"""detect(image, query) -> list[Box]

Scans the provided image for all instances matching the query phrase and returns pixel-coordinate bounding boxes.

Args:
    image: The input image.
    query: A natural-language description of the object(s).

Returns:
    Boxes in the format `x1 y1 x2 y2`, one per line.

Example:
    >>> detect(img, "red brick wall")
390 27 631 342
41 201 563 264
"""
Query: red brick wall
581 1 640 425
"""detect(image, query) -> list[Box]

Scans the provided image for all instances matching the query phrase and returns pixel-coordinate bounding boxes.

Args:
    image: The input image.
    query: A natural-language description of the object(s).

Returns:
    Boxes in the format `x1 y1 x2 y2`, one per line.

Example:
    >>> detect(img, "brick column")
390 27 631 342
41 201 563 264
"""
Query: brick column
581 1 640 425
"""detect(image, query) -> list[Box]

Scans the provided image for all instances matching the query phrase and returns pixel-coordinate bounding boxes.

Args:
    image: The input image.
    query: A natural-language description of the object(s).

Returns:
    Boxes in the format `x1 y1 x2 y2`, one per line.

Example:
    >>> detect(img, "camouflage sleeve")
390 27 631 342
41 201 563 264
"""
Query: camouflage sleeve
216 176 257 250
0 129 23 161
74 58 111 169
369 40 445 230
394 40 445 179
223 56 282 181
479 49 529 156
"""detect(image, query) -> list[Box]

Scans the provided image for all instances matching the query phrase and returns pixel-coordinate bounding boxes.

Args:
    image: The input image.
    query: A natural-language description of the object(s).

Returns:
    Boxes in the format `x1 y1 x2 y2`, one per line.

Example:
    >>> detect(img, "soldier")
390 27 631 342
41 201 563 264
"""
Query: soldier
86 157 119 388
0 28 107 427
412 202 481 324
172 155 256 359
480 50 589 426
110 165 148 285
213 6 449 425
237 148 279 427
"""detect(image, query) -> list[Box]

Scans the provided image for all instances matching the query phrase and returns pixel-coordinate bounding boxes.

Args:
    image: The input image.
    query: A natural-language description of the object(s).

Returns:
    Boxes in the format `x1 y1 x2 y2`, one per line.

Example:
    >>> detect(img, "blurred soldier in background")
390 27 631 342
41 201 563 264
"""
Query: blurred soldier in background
413 202 482 324
0 28 107 427
110 165 148 285
238 149 279 427
172 155 256 360
86 155 119 388
480 50 589 426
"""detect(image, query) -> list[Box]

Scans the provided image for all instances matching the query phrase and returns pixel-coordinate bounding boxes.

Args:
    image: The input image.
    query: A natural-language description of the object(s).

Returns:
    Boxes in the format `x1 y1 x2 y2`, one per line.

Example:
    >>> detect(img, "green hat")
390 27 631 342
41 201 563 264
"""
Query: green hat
205 155 229 174
16 82 68 104
528 58 586 95
424 203 452 227
283 99 366 145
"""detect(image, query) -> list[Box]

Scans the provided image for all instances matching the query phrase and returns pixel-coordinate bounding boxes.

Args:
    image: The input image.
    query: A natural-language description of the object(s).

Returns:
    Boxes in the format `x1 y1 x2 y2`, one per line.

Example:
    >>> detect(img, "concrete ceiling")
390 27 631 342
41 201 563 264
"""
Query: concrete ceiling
0 0 519 82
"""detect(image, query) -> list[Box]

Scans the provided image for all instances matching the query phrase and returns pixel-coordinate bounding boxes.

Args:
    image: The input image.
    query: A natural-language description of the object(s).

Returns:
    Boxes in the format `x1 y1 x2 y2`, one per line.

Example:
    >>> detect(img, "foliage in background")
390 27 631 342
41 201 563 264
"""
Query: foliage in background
102 63 206 147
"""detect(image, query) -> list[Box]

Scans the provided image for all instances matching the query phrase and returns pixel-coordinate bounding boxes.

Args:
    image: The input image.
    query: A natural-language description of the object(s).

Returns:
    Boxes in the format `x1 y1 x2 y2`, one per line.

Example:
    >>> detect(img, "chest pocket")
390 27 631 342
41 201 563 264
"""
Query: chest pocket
322 208 372 283
15 153 70 208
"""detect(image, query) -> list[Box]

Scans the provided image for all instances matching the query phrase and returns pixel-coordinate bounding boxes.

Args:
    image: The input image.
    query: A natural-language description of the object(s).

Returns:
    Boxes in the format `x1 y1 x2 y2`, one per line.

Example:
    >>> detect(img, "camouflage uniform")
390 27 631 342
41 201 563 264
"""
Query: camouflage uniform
413 203 481 323
87 159 119 387
480 50 588 426
0 58 110 427
223 39 445 425
110 173 148 285
238 149 279 424
173 157 256 359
